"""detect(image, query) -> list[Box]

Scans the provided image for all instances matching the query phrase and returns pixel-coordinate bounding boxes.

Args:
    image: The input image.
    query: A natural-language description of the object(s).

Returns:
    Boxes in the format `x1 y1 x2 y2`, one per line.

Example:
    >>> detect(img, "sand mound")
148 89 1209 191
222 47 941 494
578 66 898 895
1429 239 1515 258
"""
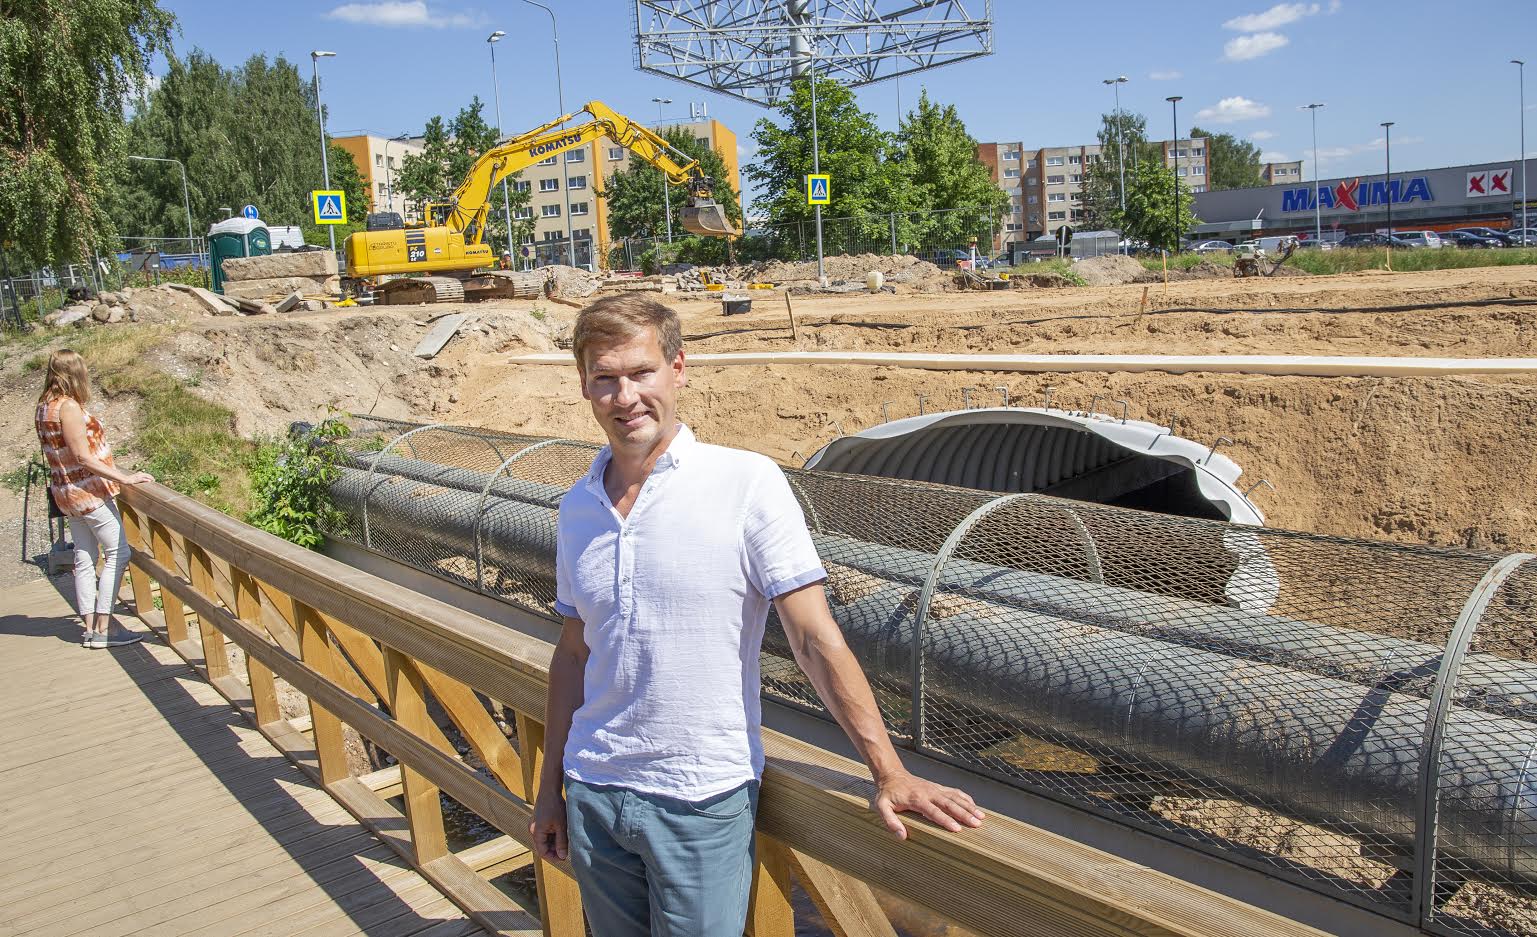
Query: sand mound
717 253 952 293
1073 254 1151 287
539 265 601 300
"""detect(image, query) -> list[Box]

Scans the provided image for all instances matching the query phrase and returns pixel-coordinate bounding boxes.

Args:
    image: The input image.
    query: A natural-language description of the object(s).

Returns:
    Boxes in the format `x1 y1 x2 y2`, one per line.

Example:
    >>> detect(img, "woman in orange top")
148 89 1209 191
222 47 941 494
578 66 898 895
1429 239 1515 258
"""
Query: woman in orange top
35 350 154 648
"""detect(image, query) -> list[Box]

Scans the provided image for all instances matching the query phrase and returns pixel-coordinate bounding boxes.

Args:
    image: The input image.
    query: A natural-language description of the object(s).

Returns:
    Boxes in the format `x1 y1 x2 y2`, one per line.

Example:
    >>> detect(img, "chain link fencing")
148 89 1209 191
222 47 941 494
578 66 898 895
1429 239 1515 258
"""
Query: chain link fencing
319 415 1537 936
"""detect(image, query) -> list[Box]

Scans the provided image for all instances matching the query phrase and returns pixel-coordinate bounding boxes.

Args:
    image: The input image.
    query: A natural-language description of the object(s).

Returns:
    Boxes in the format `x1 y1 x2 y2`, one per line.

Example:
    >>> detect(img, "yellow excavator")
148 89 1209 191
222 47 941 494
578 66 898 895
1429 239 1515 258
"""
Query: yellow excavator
344 100 735 303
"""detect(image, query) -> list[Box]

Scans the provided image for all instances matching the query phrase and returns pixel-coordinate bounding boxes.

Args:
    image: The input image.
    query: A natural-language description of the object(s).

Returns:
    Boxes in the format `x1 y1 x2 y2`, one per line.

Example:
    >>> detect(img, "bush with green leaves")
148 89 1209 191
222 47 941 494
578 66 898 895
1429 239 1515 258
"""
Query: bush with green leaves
246 419 351 549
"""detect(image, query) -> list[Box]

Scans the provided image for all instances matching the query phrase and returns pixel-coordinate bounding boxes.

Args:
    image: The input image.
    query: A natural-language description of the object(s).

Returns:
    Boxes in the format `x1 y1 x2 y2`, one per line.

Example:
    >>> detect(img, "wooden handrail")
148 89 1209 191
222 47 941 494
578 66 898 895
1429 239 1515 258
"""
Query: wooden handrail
119 482 1329 937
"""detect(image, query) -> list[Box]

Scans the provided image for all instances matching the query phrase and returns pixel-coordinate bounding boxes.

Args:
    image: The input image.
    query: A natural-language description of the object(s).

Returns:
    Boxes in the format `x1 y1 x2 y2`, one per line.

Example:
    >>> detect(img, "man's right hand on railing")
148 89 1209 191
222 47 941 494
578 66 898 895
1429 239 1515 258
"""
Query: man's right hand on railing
531 788 569 861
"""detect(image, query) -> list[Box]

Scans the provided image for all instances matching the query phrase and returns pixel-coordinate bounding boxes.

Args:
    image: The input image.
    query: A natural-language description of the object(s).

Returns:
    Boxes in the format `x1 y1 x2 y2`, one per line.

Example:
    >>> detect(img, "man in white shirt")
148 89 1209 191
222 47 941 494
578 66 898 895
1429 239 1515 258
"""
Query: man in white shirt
530 295 984 936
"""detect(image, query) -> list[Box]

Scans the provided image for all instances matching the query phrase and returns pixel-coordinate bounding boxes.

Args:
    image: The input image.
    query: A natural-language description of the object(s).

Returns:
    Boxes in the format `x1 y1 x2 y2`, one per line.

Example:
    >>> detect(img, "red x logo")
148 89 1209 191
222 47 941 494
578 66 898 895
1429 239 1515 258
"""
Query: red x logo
1469 174 1487 194
1333 178 1360 211
1492 171 1510 193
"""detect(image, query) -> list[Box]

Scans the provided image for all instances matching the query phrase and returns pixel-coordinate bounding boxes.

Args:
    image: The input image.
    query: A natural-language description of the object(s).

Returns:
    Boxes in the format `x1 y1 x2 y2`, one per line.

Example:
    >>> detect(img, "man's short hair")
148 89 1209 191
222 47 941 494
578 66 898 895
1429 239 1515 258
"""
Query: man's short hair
572 294 683 372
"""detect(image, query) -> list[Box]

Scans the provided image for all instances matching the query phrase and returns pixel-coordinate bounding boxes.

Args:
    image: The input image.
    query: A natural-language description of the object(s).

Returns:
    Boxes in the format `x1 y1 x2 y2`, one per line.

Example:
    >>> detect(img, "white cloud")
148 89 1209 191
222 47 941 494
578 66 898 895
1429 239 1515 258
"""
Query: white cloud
1223 32 1289 60
1223 3 1320 31
326 1 482 28
1249 129 1277 140
1148 69 1182 81
1313 135 1425 166
1328 0 1342 12
1259 150 1291 163
1195 96 1272 123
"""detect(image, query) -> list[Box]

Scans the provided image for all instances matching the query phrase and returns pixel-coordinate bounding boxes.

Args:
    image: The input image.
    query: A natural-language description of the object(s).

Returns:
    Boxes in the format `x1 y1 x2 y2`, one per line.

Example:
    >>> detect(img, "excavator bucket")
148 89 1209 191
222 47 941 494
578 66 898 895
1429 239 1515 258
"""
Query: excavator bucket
680 198 735 237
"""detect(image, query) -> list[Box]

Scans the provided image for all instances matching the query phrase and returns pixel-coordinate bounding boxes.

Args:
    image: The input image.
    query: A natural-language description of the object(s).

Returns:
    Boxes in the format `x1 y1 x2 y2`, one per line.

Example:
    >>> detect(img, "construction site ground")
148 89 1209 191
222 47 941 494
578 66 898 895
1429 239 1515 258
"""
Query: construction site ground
4 262 1536 577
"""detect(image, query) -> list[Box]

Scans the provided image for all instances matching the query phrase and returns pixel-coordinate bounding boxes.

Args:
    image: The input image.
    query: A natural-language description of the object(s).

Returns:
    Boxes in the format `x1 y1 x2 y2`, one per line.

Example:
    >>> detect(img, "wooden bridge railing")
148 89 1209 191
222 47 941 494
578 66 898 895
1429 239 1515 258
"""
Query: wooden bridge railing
117 482 1328 937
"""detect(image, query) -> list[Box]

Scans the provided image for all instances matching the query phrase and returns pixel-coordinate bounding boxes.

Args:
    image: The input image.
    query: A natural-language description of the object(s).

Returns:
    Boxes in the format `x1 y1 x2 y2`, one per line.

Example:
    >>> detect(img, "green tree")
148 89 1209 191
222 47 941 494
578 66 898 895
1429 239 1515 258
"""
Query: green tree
396 98 529 252
1118 157 1200 251
893 90 1009 248
745 76 916 253
113 51 367 247
603 126 742 240
1080 109 1170 234
1 0 176 268
1189 126 1264 190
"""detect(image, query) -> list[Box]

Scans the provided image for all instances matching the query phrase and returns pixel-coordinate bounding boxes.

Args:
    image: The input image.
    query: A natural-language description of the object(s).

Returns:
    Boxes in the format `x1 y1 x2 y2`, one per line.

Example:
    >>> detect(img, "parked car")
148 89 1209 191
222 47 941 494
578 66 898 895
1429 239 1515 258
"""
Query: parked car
1337 233 1415 249
1292 233 1337 251
1393 230 1444 249
1440 230 1505 249
1452 227 1514 246
1190 240 1234 253
1507 228 1537 247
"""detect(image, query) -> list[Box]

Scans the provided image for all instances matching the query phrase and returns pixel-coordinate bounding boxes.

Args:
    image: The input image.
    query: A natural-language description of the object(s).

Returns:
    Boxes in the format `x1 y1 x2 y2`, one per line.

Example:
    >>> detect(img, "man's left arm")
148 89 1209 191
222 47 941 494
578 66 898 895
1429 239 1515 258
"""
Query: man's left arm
774 583 986 839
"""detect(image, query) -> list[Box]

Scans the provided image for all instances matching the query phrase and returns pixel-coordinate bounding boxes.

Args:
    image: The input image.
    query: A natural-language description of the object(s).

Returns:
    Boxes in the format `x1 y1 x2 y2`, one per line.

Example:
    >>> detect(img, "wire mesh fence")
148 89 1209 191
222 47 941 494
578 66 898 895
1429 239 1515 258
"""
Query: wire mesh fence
319 415 1537 936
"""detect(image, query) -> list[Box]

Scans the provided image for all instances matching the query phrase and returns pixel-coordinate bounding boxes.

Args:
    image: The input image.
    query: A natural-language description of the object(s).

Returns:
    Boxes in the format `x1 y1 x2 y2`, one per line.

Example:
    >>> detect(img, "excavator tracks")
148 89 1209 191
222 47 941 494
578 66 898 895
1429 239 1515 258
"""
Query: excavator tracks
374 276 466 305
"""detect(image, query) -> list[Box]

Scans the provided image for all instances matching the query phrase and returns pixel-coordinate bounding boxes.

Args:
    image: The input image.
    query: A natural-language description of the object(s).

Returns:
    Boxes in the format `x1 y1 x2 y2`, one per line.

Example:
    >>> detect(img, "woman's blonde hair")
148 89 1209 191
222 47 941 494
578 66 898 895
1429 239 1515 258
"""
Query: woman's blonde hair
37 349 91 405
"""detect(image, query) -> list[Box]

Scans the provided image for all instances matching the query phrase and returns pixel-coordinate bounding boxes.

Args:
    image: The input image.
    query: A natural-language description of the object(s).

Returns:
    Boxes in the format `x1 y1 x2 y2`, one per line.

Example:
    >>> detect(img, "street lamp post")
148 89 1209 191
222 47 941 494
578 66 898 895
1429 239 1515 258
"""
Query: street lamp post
487 31 516 265
310 50 337 254
127 155 193 246
521 1 574 266
1166 95 1183 253
383 133 411 216
652 97 674 243
1302 103 1325 245
1381 121 1395 269
1515 60 1529 242
1103 75 1129 251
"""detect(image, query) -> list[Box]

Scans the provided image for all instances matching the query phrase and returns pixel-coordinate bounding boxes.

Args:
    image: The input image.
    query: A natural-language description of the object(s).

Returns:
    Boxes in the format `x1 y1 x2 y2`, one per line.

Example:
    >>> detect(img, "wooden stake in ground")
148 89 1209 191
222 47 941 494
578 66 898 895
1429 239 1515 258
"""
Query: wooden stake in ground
785 291 799 345
1161 251 1169 295
1138 285 1150 320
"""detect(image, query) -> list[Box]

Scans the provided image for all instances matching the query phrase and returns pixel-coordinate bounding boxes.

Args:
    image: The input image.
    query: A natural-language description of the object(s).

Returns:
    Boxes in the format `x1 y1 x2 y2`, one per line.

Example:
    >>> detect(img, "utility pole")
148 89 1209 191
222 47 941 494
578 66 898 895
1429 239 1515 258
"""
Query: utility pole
488 31 516 265
310 50 337 254
1104 76 1128 252
1516 60 1529 240
653 97 674 242
521 1 574 266
1166 95 1183 253
1303 103 1325 245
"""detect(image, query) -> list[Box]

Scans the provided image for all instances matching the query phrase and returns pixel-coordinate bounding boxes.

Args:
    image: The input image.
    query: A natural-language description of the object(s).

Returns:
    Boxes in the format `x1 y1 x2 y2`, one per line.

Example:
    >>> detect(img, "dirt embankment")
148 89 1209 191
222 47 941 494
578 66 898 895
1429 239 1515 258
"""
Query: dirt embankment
3 263 1536 566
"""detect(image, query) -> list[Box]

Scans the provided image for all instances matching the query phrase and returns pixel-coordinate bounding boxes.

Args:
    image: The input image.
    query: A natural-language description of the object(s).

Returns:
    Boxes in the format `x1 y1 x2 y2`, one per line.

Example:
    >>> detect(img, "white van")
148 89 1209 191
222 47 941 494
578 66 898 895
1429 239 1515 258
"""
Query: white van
1237 236 1299 255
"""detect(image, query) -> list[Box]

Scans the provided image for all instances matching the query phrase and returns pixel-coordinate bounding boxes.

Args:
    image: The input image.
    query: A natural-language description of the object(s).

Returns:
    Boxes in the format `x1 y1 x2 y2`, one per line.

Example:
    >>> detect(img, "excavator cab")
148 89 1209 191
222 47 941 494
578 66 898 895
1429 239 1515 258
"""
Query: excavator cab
679 176 736 237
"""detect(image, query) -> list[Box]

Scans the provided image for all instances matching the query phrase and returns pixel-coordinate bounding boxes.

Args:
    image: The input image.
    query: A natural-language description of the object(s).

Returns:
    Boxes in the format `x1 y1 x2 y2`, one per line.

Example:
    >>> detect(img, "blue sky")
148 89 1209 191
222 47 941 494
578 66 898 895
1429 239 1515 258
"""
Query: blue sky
158 0 1536 207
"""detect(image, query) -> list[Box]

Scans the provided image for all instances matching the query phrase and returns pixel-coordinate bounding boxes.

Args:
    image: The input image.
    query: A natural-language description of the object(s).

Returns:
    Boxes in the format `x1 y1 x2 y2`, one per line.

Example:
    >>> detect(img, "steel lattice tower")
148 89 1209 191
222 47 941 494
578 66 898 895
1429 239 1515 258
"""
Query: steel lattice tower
632 1 994 107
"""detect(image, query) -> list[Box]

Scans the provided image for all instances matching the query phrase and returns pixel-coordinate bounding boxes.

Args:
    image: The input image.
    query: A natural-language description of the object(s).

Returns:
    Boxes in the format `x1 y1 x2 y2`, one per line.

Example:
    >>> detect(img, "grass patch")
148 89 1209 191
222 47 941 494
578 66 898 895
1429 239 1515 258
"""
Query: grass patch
19 326 258 517
1287 246 1537 275
1 460 36 494
1007 258 1086 286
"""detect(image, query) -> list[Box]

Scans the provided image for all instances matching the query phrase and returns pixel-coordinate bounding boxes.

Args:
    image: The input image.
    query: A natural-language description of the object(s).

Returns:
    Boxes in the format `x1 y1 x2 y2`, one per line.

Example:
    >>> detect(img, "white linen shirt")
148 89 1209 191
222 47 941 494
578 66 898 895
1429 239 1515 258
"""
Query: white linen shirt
554 425 826 800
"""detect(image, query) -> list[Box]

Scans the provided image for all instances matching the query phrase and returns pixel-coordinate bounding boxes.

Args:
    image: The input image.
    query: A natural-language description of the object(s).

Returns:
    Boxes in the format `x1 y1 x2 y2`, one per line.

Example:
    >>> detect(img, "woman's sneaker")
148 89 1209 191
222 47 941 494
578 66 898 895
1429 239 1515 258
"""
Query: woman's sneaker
101 631 143 648
83 632 106 649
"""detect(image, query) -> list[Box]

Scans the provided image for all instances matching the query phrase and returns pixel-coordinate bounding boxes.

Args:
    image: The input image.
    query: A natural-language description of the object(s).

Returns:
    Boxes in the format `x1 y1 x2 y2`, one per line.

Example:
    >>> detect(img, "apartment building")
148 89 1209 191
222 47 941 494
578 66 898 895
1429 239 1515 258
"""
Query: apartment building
1161 137 1209 194
1261 160 1305 186
331 134 425 217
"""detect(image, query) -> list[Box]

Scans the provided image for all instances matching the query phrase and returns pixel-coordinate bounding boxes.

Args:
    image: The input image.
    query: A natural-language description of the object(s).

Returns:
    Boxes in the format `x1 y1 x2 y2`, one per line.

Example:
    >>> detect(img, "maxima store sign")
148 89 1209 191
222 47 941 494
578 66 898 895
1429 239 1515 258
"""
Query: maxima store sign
1281 176 1435 213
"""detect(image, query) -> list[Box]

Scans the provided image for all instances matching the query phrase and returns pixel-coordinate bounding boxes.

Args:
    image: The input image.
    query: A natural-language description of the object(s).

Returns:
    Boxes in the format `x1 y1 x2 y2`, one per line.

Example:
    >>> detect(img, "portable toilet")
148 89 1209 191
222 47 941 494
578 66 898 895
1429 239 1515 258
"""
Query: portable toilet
207 217 272 293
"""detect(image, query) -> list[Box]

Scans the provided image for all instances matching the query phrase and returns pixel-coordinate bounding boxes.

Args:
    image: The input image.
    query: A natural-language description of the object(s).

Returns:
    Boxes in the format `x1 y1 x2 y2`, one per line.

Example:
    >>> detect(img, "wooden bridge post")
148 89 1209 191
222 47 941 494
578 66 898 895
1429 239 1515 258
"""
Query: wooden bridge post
118 504 158 623
294 602 352 786
383 646 449 864
233 568 282 726
185 542 230 680
514 712 587 937
148 519 188 645
747 833 796 937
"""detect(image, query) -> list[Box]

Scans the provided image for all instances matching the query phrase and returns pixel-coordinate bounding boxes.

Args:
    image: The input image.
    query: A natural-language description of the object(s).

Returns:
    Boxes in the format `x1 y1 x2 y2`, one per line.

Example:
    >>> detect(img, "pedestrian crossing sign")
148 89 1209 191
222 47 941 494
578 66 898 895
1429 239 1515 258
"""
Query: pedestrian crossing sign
806 174 830 206
312 190 347 225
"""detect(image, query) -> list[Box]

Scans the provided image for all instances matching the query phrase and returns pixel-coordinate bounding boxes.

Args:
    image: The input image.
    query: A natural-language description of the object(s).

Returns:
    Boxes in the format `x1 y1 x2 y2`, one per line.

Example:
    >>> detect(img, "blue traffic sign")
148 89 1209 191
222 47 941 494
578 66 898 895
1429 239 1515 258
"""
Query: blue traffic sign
241 204 259 219
806 174 830 206
311 189 347 225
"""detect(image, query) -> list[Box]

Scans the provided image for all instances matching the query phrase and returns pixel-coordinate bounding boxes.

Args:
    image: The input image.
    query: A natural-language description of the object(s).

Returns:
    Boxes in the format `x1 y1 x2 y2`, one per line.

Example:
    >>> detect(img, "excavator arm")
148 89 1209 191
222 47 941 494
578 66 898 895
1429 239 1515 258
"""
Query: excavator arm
445 100 735 244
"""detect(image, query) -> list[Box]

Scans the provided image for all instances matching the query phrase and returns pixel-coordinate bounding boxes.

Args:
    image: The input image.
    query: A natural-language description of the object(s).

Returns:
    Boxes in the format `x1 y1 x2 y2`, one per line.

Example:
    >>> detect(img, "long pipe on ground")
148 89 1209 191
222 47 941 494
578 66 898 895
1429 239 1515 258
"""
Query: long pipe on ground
328 458 1537 889
502 351 1537 378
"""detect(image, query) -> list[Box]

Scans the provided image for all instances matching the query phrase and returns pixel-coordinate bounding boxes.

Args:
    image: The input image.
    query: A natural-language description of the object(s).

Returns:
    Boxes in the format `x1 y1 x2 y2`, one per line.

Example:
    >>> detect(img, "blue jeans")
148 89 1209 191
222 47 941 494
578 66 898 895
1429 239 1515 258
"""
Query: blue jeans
564 778 759 937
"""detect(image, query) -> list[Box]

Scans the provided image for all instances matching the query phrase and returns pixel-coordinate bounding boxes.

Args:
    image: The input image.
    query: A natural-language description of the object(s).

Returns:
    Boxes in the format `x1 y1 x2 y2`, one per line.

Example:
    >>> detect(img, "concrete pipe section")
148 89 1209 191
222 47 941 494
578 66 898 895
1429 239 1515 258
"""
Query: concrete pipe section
322 417 1537 925
804 407 1265 525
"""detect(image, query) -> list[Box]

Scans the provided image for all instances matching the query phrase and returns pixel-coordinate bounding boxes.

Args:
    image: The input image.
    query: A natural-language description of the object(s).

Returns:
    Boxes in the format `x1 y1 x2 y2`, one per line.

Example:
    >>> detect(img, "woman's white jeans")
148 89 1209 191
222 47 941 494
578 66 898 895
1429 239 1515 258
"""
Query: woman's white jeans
66 499 129 617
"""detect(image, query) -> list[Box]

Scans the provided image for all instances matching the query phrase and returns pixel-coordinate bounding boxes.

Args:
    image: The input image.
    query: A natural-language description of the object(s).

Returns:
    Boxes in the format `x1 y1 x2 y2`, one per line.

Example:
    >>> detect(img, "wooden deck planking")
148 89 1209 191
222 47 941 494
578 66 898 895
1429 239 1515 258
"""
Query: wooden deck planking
0 577 487 937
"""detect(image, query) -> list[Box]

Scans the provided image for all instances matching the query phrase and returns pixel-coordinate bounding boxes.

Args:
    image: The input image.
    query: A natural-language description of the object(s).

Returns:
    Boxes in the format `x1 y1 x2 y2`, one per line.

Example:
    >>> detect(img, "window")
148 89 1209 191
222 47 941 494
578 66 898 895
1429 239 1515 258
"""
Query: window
522 232 536 244
1177 167 1188 177
1068 155 1082 165
1048 210 1067 221
1005 222 1022 232
1027 158 1038 169
570 201 589 216
541 204 561 217
1047 192 1066 202
565 149 585 163
388 156 396 169
1045 156 1064 166
543 230 563 240
1070 174 1082 184
1028 212 1040 223
1192 185 1207 193
1004 167 1020 178
573 227 591 239
514 207 534 220
1046 174 1064 185
376 181 386 196
375 154 383 167
608 147 625 161
1027 194 1038 204
1003 149 1019 161
1026 177 1037 186
1070 209 1085 222
1192 147 1204 157
512 180 532 193
539 178 560 192
1191 165 1205 176
568 175 588 190
537 155 556 166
